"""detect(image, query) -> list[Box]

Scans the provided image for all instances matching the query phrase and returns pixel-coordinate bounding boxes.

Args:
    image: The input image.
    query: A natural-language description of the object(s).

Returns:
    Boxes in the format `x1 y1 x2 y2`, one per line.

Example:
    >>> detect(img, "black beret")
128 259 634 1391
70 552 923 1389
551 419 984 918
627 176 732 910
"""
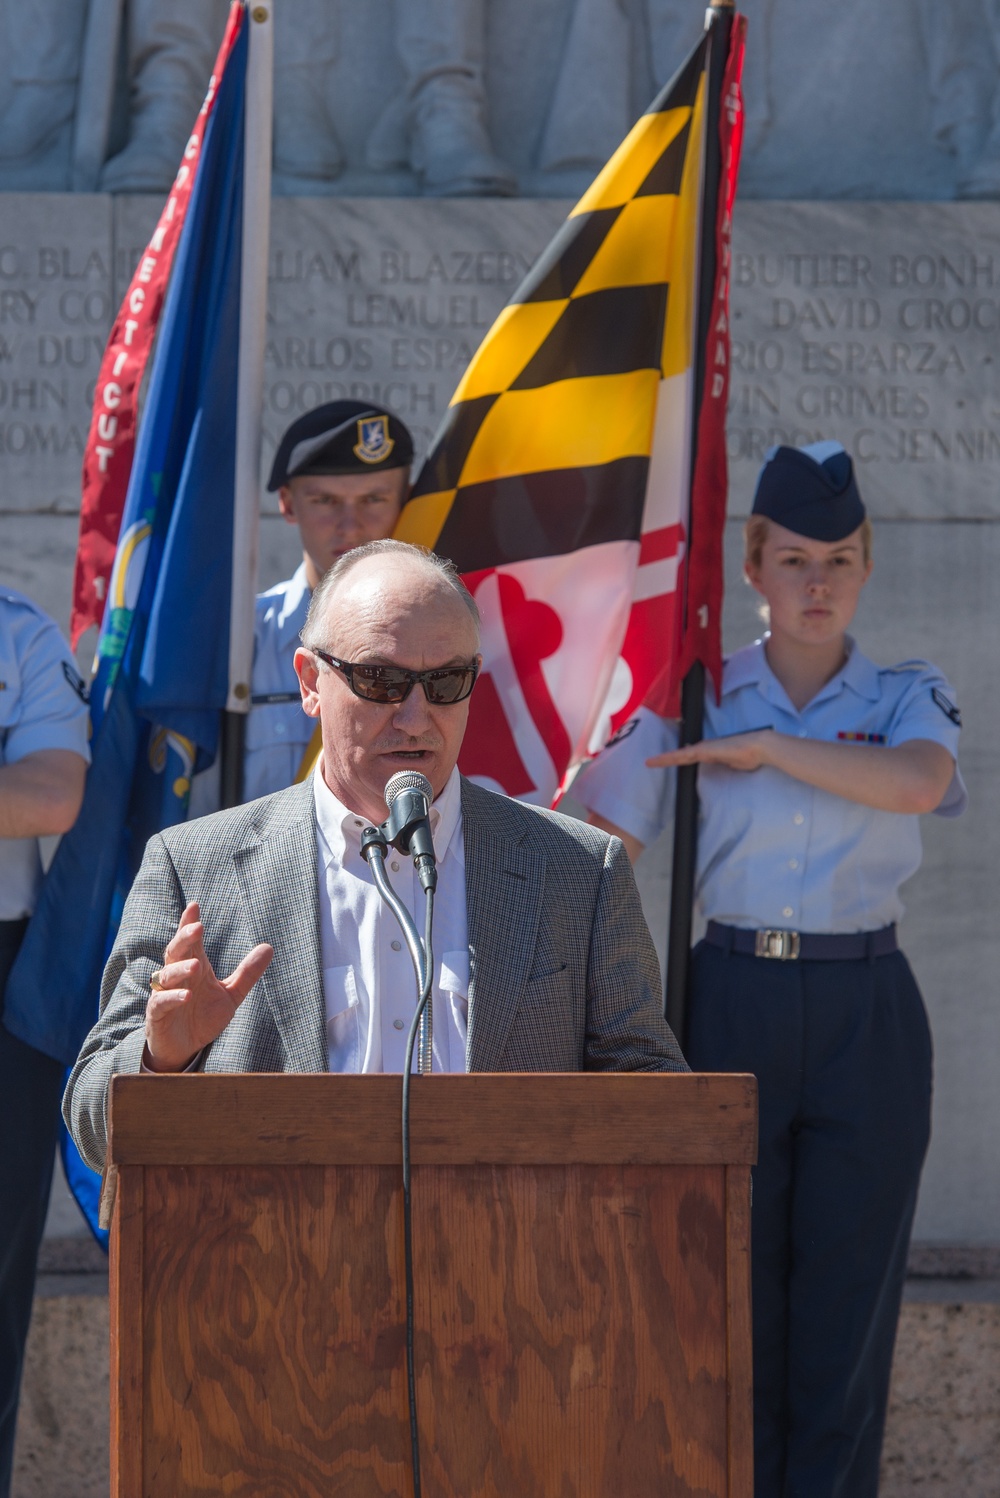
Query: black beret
267 400 414 491
751 441 866 541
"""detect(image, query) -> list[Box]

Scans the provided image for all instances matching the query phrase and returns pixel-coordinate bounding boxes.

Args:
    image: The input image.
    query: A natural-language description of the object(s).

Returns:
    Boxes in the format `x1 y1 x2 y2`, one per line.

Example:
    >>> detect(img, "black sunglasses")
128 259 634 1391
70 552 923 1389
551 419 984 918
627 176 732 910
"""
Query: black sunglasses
312 648 479 705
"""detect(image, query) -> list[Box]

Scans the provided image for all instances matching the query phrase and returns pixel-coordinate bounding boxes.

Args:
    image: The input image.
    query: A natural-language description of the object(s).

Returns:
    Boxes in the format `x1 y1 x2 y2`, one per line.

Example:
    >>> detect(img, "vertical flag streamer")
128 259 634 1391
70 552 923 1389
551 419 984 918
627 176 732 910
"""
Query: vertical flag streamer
663 4 746 1040
654 11 746 719
396 21 745 806
71 6 244 649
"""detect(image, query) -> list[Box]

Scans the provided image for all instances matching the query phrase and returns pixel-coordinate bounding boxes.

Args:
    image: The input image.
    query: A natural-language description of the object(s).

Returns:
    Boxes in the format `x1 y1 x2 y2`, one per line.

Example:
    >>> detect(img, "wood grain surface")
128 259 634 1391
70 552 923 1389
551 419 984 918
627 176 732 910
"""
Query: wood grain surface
725 1167 754 1498
109 1077 756 1495
414 1163 729 1498
108 1072 757 1167
135 1162 737 1497
110 1167 143 1498
142 1165 410 1497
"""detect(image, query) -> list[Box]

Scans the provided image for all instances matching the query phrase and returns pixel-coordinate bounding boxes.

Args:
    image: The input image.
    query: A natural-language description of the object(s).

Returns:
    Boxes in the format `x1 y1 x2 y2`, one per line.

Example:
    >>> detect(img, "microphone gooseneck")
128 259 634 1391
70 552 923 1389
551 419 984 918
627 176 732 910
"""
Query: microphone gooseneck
359 827 426 990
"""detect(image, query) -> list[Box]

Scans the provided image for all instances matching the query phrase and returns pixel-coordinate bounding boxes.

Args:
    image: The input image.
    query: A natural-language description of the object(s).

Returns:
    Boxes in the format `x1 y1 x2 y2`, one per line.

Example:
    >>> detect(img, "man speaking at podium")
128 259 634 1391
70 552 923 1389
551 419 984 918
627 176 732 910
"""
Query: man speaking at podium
65 541 685 1170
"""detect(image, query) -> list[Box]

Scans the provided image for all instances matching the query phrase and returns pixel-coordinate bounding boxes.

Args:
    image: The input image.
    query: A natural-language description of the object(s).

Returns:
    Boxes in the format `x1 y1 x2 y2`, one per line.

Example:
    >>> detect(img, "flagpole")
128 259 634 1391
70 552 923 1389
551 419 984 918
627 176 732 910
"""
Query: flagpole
221 0 274 807
664 0 734 1042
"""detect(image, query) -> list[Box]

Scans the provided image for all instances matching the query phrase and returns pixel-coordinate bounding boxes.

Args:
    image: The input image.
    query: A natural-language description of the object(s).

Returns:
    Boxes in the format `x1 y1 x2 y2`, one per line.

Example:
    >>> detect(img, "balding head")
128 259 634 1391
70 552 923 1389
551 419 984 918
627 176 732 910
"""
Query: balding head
294 541 482 821
301 539 479 654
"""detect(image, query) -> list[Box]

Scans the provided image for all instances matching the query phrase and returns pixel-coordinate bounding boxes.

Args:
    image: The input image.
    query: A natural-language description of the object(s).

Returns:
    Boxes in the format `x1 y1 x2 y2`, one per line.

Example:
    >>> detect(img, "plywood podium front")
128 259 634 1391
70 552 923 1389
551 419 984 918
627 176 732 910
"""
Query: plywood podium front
105 1071 756 1497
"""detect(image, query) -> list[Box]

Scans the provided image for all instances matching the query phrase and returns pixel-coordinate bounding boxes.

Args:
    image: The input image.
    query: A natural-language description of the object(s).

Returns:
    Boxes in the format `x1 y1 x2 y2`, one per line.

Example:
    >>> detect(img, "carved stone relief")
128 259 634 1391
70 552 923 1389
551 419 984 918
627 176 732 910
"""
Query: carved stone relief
0 0 998 199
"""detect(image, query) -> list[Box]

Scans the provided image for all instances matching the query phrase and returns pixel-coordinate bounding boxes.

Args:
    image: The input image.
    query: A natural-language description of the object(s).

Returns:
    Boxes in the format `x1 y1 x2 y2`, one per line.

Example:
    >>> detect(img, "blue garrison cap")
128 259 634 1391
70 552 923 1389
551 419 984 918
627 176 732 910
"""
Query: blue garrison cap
751 441 866 541
267 399 414 491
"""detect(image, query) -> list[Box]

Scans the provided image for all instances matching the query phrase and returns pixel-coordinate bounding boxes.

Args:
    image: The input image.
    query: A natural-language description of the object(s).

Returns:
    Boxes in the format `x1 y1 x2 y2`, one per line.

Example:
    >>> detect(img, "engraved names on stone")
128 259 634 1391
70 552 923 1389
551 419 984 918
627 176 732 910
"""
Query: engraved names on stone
4 196 1000 523
0 196 111 511
728 202 1000 518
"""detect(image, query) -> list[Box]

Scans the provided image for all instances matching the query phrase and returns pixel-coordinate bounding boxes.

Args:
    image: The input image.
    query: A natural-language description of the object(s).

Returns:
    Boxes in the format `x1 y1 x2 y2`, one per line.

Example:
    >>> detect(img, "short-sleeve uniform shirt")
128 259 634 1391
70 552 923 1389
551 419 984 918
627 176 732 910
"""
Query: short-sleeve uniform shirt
0 591 91 919
572 636 966 934
244 564 314 802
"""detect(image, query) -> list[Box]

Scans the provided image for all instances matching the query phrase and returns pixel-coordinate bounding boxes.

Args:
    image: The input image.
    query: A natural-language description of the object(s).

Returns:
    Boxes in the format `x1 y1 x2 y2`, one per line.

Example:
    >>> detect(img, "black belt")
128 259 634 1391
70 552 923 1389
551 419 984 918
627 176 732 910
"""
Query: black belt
705 921 898 962
0 917 28 1007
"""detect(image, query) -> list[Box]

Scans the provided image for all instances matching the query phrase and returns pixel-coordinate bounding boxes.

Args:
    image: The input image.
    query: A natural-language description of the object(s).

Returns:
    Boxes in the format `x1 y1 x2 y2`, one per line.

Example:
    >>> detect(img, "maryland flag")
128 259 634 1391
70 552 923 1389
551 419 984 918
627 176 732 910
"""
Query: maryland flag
397 13 746 805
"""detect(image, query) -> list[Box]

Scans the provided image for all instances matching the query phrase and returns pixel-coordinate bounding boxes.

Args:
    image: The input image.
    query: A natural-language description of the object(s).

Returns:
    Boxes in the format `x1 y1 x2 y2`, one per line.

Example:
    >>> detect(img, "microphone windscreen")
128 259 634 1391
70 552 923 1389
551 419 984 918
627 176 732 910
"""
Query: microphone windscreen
384 770 433 807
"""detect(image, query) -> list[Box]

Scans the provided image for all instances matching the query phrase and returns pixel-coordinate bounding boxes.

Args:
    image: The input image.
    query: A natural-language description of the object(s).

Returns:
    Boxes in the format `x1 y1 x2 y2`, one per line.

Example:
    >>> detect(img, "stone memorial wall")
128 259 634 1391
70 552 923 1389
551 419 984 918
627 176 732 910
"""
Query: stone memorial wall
728 203 1000 517
6 196 1000 519
0 191 997 1244
0 197 113 515
0 196 569 518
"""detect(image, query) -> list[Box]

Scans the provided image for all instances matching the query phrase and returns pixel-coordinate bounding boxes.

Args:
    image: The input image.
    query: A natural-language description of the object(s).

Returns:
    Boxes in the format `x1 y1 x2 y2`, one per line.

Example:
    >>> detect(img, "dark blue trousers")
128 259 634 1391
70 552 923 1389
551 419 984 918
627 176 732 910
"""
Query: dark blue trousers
687 941 932 1498
0 919 64 1498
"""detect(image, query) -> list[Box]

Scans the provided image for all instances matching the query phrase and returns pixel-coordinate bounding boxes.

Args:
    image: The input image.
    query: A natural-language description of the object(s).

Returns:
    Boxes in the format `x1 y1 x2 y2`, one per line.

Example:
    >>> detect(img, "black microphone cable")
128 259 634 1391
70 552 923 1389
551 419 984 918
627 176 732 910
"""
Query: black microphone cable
360 825 435 1498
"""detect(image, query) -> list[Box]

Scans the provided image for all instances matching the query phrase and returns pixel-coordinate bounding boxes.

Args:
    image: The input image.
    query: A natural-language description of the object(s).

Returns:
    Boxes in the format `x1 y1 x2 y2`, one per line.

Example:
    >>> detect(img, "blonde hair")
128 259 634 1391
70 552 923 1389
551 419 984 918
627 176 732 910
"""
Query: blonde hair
743 514 873 570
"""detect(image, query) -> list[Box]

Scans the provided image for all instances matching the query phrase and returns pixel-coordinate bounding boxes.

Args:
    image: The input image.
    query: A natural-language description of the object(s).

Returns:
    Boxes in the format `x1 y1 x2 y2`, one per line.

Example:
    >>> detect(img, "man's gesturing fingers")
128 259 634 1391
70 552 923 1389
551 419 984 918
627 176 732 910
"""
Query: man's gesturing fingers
151 957 201 992
220 943 274 1005
162 901 206 967
144 898 273 1071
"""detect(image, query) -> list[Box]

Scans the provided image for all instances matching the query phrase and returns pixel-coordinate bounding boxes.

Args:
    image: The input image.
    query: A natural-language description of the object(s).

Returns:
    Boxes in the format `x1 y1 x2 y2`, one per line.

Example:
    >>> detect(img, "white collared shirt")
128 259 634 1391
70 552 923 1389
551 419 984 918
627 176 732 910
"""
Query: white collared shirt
312 764 470 1072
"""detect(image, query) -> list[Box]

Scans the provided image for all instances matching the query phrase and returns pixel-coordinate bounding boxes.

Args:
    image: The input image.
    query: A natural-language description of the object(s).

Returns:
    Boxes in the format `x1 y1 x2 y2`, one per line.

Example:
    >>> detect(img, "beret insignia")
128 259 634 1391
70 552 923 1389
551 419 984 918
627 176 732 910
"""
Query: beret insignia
353 415 395 466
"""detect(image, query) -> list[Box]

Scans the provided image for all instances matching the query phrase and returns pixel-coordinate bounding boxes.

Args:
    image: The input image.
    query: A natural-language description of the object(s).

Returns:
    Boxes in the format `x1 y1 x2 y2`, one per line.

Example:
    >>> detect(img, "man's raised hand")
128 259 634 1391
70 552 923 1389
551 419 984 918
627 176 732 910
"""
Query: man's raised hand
143 901 274 1073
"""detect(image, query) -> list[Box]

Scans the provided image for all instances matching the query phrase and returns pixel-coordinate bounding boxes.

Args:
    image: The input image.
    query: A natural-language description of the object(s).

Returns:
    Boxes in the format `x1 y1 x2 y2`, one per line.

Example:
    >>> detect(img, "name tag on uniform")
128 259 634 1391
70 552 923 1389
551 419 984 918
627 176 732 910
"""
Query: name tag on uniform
837 731 886 744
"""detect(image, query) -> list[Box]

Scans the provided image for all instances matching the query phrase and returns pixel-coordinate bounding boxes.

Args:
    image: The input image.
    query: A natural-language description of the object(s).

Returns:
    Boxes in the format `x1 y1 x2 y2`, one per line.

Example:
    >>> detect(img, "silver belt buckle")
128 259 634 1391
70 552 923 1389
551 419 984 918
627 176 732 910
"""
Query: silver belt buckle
755 928 801 960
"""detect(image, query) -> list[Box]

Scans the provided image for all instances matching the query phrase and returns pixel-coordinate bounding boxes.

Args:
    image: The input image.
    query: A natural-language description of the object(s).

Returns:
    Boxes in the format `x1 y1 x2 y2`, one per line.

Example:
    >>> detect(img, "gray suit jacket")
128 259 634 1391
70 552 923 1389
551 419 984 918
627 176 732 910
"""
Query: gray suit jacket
64 777 686 1171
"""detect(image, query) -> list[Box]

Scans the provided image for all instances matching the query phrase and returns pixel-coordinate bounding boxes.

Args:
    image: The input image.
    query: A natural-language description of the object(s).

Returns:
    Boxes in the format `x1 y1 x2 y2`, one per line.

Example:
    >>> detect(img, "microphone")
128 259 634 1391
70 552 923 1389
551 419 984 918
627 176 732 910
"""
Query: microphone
383 770 438 893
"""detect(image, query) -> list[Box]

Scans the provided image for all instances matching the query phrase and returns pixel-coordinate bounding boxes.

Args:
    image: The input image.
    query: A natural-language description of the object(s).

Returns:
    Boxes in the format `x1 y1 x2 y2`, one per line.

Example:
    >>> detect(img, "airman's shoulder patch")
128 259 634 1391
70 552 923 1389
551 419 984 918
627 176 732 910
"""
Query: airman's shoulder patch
604 716 639 750
62 660 89 703
931 687 961 726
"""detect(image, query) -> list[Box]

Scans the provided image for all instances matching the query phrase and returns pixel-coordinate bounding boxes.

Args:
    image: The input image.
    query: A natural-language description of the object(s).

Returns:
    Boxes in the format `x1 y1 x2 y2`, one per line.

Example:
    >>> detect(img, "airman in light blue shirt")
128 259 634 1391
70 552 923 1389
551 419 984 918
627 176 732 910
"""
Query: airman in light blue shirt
245 563 313 803
0 589 91 918
574 636 965 933
575 439 965 1498
244 399 414 802
0 586 90 1494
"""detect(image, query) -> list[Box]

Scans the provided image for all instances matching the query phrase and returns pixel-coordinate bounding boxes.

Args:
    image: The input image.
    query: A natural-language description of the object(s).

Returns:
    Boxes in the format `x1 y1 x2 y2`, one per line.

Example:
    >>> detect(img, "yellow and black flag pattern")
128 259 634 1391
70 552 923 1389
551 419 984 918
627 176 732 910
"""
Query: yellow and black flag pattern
399 38 706 571
393 32 728 805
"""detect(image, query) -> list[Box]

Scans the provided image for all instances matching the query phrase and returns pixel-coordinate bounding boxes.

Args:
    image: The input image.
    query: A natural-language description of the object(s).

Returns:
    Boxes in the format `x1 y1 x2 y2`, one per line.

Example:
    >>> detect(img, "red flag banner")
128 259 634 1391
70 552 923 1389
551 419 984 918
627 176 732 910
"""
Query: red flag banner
70 3 244 648
653 12 747 718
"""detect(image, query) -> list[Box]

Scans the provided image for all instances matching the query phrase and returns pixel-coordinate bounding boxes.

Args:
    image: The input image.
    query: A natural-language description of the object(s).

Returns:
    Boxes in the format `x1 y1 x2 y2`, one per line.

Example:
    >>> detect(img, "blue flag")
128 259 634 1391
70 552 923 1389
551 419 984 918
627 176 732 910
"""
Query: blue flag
4 5 270 1244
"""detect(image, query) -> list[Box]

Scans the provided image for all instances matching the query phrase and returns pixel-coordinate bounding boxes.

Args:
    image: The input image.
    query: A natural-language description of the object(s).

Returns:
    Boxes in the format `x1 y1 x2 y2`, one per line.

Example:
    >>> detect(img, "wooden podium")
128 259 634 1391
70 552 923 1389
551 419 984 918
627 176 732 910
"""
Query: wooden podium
106 1072 756 1497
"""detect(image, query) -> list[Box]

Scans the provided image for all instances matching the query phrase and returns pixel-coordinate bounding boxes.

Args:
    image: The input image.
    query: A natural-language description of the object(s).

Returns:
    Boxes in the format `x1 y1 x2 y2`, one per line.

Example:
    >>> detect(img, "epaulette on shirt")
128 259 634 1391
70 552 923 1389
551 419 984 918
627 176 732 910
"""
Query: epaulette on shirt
719 642 763 693
877 659 931 675
0 587 52 620
878 659 962 727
